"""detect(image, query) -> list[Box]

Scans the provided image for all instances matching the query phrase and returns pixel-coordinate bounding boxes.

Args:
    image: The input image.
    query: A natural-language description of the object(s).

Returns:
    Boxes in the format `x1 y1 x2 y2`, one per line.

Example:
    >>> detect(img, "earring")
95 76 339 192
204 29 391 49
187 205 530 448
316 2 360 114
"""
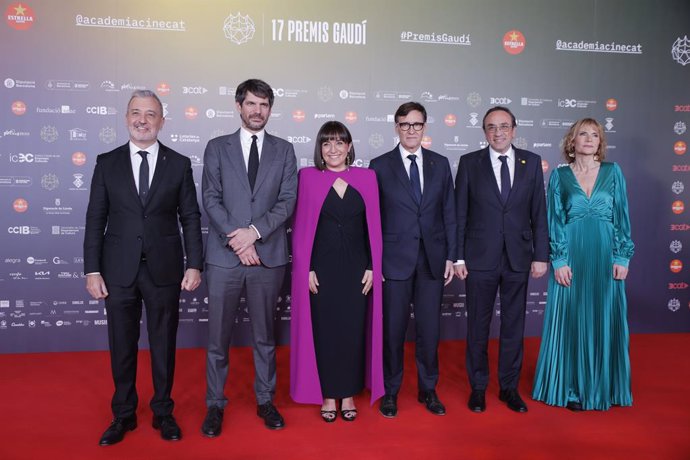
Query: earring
345 156 351 167
568 152 575 157
594 154 599 161
321 158 326 165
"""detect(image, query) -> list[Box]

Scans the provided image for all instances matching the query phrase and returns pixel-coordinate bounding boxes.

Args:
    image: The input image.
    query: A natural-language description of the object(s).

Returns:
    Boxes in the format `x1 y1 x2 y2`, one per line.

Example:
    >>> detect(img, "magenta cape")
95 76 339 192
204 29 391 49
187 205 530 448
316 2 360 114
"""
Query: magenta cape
289 166 384 405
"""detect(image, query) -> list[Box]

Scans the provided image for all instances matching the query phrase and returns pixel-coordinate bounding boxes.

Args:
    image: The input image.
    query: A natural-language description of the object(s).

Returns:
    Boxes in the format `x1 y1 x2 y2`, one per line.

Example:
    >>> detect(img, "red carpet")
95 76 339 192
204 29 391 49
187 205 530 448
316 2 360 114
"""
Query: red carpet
1 334 688 460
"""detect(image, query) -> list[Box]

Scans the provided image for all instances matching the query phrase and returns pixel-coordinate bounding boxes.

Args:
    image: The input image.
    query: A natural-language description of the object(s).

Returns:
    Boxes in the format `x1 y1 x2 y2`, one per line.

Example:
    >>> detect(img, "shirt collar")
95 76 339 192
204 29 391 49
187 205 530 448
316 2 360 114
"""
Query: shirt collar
129 141 159 157
489 145 514 162
399 144 422 161
240 127 265 144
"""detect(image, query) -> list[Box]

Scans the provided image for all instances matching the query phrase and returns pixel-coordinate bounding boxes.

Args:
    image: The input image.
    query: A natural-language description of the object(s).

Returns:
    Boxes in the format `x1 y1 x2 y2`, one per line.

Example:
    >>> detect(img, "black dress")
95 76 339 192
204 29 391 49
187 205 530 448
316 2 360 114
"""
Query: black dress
310 185 371 398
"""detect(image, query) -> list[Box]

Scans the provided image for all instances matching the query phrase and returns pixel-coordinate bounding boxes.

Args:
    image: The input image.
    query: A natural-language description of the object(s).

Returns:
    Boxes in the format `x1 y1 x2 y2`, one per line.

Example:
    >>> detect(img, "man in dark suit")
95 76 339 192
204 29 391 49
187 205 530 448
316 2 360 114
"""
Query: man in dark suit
455 106 548 414
369 102 456 418
84 90 203 445
201 79 297 436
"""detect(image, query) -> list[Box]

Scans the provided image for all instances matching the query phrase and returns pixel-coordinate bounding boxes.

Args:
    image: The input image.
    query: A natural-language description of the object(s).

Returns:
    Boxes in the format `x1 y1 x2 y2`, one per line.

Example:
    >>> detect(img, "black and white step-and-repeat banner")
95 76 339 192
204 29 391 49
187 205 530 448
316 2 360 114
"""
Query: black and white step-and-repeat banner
1 0 689 353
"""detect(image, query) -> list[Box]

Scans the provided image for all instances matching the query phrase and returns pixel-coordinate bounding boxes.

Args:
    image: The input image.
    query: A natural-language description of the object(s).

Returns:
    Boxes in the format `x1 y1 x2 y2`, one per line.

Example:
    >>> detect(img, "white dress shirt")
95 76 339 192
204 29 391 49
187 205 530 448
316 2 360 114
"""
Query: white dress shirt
489 146 515 193
239 127 265 169
129 141 159 193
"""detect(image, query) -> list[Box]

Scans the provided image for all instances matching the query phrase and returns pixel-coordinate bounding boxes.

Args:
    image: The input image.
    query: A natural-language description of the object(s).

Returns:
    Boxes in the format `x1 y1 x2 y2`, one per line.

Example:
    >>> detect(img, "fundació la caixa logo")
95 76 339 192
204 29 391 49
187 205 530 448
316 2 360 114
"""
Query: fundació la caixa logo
671 36 690 66
223 12 255 45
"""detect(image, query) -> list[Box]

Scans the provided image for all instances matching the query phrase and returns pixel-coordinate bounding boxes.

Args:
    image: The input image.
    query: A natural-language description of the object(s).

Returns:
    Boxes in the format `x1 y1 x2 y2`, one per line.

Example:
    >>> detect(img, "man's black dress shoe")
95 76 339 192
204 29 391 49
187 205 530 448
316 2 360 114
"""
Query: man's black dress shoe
468 390 486 413
152 415 182 441
499 389 528 413
379 394 398 418
257 402 285 430
566 401 584 412
418 390 446 416
201 406 224 437
98 415 137 446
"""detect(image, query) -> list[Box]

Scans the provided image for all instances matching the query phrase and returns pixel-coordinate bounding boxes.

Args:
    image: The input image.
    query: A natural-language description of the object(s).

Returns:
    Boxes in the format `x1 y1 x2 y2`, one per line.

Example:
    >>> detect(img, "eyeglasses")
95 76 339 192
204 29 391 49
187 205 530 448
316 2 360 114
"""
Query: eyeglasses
485 124 513 134
397 122 425 132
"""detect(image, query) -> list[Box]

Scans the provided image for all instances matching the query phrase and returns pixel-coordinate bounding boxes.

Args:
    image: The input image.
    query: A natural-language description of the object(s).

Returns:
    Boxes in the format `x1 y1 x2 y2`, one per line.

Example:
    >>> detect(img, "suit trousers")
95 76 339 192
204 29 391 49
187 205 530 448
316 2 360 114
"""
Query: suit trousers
465 251 529 391
205 263 285 407
105 260 181 418
382 240 443 395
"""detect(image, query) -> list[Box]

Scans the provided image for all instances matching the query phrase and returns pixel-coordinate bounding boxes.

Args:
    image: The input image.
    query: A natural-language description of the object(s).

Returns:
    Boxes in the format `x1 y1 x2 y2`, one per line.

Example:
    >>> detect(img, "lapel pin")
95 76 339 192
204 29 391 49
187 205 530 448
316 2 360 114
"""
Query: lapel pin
520 159 526 164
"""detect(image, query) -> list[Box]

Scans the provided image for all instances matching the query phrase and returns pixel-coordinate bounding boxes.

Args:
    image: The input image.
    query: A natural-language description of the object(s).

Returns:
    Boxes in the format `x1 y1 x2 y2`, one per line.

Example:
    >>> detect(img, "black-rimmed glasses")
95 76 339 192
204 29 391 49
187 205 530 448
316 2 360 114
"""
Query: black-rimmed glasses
397 122 425 132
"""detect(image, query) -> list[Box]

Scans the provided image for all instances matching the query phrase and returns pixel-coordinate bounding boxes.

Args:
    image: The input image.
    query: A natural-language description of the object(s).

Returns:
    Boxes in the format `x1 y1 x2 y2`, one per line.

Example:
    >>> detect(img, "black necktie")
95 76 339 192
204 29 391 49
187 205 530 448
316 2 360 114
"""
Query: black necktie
499 155 511 203
138 150 149 204
248 135 259 191
408 154 422 205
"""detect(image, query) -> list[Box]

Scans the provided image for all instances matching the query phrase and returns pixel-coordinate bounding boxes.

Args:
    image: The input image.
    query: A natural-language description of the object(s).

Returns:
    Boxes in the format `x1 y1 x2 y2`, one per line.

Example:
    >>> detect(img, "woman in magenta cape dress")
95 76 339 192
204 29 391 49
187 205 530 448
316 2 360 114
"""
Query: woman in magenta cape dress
290 121 384 422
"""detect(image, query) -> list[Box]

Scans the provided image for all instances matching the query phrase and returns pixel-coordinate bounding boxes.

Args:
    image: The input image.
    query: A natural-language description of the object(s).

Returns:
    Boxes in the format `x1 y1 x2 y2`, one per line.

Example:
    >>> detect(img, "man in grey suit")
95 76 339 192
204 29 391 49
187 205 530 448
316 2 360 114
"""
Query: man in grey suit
201 79 297 435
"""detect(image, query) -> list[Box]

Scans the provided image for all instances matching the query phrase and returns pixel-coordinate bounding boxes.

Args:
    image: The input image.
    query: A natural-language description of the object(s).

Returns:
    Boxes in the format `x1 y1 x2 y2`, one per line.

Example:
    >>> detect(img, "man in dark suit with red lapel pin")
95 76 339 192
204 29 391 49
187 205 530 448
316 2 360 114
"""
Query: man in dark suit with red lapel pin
455 106 548 414
84 90 203 445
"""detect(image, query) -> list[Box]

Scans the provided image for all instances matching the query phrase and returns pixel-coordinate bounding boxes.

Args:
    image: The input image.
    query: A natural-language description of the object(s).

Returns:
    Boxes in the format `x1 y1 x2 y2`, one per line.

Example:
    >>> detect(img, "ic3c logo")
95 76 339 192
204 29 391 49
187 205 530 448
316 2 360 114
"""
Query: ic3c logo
9 153 33 163
558 99 577 108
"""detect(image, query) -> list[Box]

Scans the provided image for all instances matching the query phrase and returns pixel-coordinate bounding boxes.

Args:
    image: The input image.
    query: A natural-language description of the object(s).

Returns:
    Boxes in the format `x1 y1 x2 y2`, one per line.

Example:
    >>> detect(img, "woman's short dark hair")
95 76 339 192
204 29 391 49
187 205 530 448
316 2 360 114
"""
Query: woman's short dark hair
313 121 355 170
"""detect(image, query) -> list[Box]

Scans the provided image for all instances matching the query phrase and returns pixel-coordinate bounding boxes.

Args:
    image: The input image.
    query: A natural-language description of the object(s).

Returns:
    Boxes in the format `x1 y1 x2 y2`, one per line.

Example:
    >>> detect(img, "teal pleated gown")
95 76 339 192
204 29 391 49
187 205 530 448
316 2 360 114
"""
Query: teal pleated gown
532 162 634 410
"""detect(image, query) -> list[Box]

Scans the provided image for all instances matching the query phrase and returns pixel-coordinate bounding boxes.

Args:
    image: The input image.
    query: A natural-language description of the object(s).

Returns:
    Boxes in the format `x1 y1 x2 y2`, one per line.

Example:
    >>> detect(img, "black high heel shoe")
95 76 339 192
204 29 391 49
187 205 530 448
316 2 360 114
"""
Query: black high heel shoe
340 399 357 421
340 408 357 421
566 401 584 412
320 409 337 422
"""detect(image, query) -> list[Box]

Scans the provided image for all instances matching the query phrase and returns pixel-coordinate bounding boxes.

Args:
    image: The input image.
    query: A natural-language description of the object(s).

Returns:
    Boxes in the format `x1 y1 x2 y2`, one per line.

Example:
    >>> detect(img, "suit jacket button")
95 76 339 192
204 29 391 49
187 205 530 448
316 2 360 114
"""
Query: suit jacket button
137 236 142 240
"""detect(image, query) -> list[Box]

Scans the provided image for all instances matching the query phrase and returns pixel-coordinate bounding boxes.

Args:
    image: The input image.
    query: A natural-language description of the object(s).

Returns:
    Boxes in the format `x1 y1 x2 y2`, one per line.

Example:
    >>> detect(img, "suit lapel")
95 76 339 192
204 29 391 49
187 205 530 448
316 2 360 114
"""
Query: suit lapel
387 147 418 205
225 130 253 194
420 148 435 206
507 148 527 205
253 133 277 195
115 144 142 206
145 142 170 207
479 148 503 203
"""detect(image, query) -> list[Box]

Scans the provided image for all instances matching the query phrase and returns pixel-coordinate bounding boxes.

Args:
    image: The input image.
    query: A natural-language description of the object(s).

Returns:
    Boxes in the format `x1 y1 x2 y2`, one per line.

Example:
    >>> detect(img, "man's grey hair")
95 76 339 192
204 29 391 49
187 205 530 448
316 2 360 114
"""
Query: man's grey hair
128 89 164 116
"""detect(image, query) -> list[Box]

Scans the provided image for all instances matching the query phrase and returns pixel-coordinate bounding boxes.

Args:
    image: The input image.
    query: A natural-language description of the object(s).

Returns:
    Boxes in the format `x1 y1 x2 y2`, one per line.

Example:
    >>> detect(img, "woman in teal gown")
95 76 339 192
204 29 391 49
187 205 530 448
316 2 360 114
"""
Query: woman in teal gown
532 118 634 411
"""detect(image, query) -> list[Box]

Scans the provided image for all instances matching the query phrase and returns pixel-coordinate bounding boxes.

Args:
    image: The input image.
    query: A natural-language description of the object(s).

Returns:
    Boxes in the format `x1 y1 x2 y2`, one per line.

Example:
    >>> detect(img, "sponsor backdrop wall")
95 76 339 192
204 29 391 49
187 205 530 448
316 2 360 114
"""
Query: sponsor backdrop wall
1 0 689 353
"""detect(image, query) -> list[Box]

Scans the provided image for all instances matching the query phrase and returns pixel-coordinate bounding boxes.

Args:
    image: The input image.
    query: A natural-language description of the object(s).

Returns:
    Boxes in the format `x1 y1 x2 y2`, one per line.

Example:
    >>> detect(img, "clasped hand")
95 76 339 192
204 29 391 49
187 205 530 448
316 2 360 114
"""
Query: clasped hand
227 227 261 266
309 269 373 295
